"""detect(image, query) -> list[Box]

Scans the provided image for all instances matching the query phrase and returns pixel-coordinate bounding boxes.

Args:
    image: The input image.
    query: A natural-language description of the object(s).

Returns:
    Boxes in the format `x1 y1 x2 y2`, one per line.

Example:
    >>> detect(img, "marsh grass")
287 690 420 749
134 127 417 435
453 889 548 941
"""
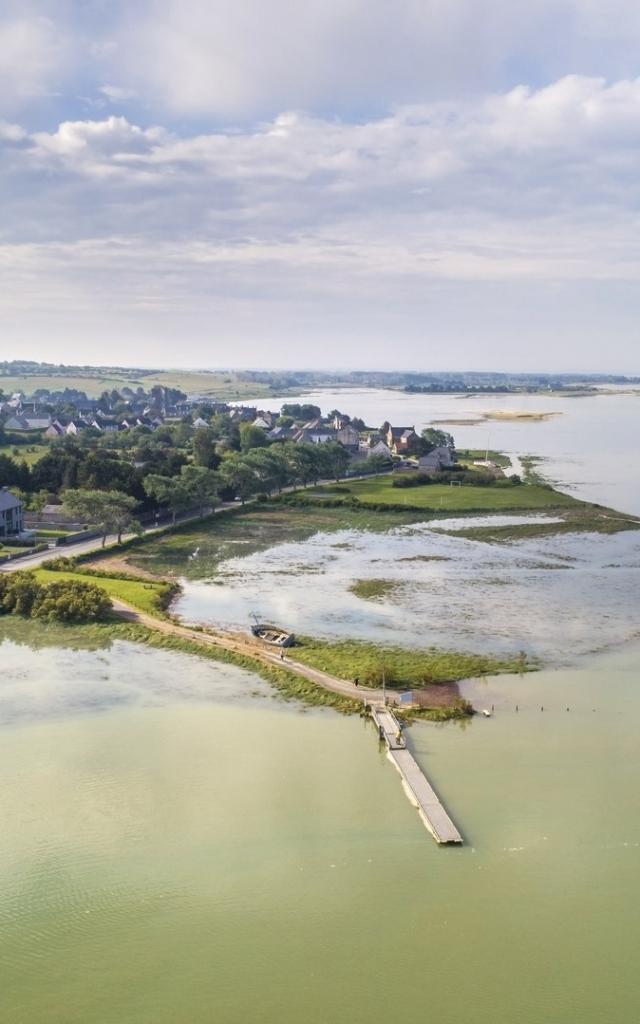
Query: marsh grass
126 504 425 579
291 636 535 688
349 578 403 601
451 507 640 543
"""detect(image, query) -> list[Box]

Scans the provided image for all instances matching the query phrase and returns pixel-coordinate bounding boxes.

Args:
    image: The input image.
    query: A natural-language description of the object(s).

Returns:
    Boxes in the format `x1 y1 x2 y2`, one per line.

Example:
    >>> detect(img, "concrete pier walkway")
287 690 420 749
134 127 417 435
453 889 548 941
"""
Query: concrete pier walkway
371 705 463 845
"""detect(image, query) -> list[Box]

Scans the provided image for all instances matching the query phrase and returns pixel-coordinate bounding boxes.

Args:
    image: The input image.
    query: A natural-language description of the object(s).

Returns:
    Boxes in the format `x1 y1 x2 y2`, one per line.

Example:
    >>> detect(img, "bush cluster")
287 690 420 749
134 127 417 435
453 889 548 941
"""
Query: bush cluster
0 572 112 623
392 469 522 489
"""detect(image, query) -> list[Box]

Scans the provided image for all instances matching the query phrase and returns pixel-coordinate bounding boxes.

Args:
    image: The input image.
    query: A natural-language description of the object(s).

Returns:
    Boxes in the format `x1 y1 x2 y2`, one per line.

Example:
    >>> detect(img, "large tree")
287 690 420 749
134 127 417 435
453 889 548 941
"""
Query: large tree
320 442 350 482
192 427 219 469
239 422 269 452
219 454 258 504
62 489 141 545
420 428 455 453
180 465 219 516
242 449 290 495
143 474 191 525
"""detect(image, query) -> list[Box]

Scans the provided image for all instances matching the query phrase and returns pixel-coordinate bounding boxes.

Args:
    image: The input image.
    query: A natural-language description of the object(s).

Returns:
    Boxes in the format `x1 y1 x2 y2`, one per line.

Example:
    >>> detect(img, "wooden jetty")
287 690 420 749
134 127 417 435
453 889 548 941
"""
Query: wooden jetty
370 705 463 845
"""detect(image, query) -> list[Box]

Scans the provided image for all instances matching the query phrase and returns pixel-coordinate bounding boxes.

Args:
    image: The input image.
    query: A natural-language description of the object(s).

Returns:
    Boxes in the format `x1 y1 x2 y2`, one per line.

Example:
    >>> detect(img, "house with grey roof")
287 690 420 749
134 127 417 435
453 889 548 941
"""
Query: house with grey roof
293 426 336 445
0 489 24 537
3 415 52 432
418 446 456 474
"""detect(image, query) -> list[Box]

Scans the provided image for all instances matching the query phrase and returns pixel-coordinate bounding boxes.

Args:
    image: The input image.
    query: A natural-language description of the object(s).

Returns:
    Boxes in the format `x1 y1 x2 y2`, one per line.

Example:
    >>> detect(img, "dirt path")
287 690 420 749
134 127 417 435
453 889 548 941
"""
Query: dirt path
112 599 400 706
112 600 461 709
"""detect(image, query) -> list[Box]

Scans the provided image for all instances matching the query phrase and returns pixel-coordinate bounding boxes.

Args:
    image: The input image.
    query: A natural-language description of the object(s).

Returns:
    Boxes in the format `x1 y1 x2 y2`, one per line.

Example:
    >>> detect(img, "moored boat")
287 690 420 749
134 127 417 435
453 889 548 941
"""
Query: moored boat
250 619 295 647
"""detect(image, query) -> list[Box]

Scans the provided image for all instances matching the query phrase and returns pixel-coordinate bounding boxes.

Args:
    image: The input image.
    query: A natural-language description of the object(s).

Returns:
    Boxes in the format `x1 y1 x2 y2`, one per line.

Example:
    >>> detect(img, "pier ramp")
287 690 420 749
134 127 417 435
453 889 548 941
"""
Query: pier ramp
371 705 462 845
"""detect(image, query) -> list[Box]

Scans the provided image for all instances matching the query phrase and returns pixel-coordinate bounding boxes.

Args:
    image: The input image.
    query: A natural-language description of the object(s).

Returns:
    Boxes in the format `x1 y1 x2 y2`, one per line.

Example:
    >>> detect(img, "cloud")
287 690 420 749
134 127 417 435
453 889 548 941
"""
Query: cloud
111 0 640 118
98 84 136 103
0 9 66 113
3 74 640 367
0 120 27 142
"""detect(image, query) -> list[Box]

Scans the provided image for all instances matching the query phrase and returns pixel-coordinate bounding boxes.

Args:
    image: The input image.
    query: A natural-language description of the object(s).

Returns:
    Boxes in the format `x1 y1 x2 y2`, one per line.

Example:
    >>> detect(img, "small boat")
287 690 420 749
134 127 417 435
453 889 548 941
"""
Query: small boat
250 616 295 648
481 708 492 718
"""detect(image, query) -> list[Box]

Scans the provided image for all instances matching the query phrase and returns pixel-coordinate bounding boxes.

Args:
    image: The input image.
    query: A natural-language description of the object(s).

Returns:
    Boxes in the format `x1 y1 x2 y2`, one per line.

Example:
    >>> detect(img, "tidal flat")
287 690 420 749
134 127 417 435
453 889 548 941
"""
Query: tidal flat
171 517 640 664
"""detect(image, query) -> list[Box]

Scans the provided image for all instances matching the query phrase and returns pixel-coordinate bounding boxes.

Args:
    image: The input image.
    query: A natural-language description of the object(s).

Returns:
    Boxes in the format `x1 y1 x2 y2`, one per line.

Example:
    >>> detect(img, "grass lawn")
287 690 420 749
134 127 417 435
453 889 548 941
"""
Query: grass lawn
456 448 513 468
316 474 580 511
33 568 173 615
0 443 50 466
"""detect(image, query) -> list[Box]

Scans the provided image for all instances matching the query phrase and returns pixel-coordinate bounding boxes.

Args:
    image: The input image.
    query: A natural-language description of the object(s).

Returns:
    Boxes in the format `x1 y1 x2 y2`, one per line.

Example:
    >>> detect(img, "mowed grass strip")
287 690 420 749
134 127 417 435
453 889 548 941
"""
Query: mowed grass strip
33 569 172 615
320 475 580 511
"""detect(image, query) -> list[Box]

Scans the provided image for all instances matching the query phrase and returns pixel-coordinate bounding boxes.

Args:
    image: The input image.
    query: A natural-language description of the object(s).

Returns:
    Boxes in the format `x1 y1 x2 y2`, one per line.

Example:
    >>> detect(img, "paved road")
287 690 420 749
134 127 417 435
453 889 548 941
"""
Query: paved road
0 504 231 573
1 468 391 574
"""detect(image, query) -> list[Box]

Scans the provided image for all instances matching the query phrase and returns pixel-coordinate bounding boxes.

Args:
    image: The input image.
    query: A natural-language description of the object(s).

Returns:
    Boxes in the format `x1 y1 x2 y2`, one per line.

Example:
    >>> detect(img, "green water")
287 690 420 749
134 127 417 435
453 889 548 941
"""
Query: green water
1 631 639 1023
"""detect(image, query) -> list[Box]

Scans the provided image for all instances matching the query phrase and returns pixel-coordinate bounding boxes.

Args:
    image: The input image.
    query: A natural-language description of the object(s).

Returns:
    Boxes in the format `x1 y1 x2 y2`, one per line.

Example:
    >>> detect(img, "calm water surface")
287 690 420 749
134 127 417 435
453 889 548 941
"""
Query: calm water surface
1 631 640 1023
253 386 640 512
2 390 639 1023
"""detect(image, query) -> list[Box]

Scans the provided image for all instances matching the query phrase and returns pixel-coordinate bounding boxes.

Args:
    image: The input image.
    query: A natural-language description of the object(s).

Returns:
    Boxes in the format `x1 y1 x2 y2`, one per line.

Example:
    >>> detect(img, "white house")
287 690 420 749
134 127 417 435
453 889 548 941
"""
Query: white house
0 489 24 537
293 427 336 445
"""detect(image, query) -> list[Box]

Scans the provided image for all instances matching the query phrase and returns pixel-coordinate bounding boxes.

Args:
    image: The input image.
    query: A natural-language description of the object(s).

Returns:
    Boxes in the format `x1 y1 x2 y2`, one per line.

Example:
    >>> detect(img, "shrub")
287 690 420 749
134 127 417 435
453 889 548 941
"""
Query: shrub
0 572 112 623
0 572 41 616
31 579 113 623
392 473 433 488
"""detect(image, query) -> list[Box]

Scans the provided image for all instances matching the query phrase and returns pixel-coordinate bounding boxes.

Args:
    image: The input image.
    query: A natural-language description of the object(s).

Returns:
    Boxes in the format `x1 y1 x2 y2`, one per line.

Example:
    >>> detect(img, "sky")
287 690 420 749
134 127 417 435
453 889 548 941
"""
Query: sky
1 1 640 372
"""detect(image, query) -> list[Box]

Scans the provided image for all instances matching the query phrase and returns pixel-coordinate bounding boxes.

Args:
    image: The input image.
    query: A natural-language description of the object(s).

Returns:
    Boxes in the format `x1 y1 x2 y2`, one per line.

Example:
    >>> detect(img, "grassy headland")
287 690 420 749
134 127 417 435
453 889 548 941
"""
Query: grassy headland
315 474 579 512
291 636 534 688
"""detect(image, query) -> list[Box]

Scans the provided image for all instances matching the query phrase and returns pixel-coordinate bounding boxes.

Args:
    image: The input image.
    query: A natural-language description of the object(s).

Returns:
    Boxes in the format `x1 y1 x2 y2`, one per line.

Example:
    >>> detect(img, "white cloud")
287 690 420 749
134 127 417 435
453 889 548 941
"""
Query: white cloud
99 84 136 102
3 74 640 367
0 120 27 141
111 0 640 118
0 10 66 113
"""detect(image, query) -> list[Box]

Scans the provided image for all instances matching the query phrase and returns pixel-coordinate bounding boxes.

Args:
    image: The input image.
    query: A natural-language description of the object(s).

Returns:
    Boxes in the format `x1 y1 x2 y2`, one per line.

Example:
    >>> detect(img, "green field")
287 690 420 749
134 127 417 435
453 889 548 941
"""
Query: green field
33 569 172 615
0 375 145 398
0 443 50 466
0 369 278 400
316 475 580 511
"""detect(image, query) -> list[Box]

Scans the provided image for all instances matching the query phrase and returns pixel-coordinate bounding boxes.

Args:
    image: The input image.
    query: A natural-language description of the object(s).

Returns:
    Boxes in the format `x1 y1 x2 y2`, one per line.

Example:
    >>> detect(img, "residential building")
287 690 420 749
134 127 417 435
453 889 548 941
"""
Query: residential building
382 423 421 455
335 424 360 451
293 426 336 445
418 446 456 474
367 440 393 460
3 415 52 431
0 489 24 537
